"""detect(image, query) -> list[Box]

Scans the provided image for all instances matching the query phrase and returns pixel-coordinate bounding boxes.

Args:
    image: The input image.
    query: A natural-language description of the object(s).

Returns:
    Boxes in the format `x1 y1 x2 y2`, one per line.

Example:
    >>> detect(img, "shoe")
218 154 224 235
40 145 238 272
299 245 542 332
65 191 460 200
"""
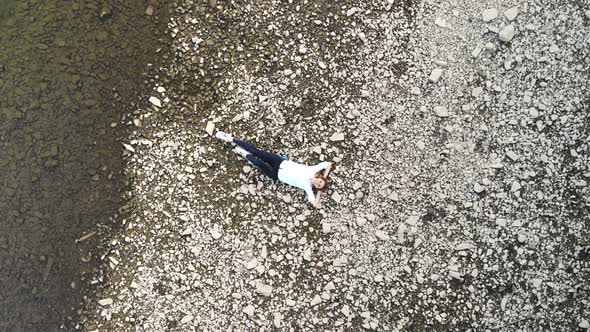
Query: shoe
215 131 233 143
233 146 250 158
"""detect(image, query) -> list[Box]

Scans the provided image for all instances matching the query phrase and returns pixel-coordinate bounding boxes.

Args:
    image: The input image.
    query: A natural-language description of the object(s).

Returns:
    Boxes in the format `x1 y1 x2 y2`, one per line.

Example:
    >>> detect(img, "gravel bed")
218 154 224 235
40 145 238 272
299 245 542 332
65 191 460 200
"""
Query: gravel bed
81 1 590 331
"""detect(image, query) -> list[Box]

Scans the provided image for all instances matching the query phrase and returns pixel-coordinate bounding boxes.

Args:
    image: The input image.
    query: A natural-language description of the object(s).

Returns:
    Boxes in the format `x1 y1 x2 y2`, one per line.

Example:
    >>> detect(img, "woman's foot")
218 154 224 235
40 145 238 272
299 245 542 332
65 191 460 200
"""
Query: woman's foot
233 146 250 158
215 131 233 143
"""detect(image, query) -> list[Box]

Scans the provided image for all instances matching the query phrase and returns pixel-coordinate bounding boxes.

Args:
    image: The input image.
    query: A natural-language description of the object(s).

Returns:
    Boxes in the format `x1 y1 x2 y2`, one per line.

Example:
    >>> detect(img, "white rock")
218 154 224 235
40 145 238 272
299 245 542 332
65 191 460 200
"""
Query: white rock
532 278 542 288
455 242 475 251
496 218 507 227
429 68 443 83
210 228 222 240
243 304 255 316
180 314 193 324
517 234 527 243
98 298 113 306
330 132 345 142
156 86 166 93
374 274 384 282
331 191 342 203
482 8 498 22
506 150 519 161
246 258 258 270
449 270 463 280
498 24 516 42
471 45 482 58
579 319 590 329
586 10 590 19
473 183 484 193
310 294 322 306
341 305 351 317
410 87 421 95
375 230 390 241
324 281 336 291
434 106 449 118
406 215 419 225
504 6 519 21
123 143 135 153
149 96 162 107
472 87 483 97
256 282 273 297
322 223 332 234
434 17 447 28
388 192 399 201
205 121 215 136
346 7 359 16
273 313 284 328
511 181 522 192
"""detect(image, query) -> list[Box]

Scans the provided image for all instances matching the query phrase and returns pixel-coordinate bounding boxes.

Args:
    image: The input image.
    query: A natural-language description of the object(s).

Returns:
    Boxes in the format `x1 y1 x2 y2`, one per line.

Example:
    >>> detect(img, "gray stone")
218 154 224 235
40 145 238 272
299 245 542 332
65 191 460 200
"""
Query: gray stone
506 150 519 161
98 298 113 306
205 121 215 136
243 304 255 316
429 68 443 82
474 183 484 193
406 215 419 225
246 258 258 270
256 282 273 297
504 6 519 21
499 24 516 42
210 228 222 240
149 96 162 107
273 313 284 328
482 8 498 22
330 132 345 142
434 106 449 117
579 319 590 329
331 191 342 203
375 230 390 241
455 242 475 251
472 87 483 97
310 294 322 306
180 314 193 324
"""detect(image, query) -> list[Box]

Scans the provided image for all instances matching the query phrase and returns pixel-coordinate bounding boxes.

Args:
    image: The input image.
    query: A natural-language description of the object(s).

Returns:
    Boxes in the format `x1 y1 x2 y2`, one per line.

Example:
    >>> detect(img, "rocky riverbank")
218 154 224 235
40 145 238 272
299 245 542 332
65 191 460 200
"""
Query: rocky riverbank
81 0 588 331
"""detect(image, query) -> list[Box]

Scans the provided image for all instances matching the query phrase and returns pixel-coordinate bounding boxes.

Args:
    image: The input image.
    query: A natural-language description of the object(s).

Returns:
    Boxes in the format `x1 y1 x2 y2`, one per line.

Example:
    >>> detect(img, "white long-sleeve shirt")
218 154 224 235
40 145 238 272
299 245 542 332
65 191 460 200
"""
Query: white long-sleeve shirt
277 161 330 203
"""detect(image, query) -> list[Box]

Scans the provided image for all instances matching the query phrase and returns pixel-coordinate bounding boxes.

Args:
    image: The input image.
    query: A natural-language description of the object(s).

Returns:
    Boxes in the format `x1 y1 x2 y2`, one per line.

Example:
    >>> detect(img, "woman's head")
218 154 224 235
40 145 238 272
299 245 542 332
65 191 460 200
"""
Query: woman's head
311 175 328 191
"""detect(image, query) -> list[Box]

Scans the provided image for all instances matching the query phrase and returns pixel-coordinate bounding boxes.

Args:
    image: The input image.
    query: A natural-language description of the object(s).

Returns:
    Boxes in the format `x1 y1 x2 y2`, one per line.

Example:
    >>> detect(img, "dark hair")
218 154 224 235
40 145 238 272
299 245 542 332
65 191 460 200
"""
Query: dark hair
314 174 328 192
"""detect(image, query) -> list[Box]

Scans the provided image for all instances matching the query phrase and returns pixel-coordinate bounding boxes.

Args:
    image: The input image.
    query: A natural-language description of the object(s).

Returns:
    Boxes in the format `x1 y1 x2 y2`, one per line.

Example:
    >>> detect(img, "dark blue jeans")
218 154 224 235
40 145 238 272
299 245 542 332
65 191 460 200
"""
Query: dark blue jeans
234 139 284 181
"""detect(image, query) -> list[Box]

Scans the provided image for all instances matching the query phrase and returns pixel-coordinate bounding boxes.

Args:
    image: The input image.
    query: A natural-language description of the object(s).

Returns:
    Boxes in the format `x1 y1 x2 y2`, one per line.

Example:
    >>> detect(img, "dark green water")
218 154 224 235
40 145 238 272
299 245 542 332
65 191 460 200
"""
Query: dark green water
0 1 168 330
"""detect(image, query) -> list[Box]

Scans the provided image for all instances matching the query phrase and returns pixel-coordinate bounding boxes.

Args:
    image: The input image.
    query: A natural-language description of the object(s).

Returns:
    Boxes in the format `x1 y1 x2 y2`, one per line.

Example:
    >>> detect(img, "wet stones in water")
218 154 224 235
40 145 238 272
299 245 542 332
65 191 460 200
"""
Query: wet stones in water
99 6 112 21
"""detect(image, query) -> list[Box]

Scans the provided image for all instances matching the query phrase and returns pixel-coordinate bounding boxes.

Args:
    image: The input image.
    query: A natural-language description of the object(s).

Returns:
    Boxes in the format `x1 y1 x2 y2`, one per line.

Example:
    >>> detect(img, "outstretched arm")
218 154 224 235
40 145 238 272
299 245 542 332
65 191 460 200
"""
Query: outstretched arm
306 186 321 208
323 162 333 178
314 190 323 208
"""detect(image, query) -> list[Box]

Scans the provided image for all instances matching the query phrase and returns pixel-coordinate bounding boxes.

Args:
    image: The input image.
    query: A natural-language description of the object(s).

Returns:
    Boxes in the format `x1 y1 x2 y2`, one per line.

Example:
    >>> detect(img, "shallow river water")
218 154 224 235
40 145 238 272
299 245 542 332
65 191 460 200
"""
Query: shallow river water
0 1 168 330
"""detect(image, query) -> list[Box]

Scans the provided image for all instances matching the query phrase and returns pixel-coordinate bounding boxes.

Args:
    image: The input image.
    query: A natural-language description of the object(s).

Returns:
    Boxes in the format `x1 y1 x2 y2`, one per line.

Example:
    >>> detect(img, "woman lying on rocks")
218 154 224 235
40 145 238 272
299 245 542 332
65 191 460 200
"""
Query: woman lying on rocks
215 131 332 208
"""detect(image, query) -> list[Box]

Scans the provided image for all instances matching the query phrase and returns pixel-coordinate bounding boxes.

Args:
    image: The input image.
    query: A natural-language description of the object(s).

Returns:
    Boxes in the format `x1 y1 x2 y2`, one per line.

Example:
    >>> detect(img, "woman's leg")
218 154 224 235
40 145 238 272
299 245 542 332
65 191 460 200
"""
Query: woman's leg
234 139 284 166
245 155 277 180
